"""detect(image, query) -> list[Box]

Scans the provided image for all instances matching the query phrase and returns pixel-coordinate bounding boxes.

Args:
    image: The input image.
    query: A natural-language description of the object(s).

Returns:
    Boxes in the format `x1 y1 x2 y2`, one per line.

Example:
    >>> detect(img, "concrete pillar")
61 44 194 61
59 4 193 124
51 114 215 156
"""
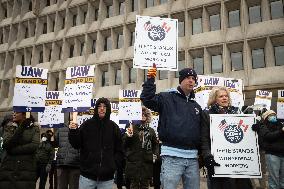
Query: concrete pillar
241 0 248 33
223 43 230 76
202 6 210 32
121 60 128 89
108 64 115 86
265 37 275 67
261 0 270 21
204 48 210 74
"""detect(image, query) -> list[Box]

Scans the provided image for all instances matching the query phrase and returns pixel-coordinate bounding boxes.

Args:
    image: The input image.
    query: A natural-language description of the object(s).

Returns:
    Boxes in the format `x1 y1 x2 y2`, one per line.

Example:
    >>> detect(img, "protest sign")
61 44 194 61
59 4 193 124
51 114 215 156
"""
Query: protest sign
134 15 178 71
38 91 64 128
254 90 272 110
118 89 142 124
63 65 95 112
13 65 48 112
210 114 261 178
149 111 159 137
277 90 284 119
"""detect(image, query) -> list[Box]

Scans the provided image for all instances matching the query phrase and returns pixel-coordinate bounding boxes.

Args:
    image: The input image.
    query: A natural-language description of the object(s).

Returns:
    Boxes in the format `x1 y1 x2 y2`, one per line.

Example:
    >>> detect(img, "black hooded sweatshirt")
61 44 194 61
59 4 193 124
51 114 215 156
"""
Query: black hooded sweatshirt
68 98 123 181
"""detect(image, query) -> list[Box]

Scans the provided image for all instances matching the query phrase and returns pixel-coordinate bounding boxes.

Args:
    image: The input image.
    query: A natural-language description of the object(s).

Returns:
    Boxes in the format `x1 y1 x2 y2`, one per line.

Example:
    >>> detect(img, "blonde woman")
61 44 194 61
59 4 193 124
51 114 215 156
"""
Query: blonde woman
201 86 252 189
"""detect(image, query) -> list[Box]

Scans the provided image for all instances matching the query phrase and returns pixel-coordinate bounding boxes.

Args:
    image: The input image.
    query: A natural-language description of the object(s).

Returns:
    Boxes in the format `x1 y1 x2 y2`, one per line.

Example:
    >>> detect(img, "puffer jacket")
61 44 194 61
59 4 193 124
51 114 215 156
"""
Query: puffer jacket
123 123 158 180
141 78 202 150
56 125 80 168
0 119 40 189
35 140 54 165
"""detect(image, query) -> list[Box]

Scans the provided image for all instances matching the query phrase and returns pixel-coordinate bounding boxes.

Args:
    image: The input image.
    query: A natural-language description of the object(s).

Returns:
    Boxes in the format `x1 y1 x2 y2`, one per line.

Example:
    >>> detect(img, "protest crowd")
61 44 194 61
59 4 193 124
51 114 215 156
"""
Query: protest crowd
0 64 283 189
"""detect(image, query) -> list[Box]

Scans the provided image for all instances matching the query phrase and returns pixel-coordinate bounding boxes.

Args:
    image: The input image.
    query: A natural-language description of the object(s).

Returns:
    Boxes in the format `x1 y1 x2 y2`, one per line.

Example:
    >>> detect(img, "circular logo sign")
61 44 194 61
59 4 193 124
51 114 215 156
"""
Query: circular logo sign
224 124 244 144
148 25 166 41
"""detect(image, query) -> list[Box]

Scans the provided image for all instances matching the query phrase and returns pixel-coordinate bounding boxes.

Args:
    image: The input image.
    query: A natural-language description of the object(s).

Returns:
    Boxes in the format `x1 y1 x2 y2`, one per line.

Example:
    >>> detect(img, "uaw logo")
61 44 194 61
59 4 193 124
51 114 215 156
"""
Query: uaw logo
218 119 249 144
144 21 171 41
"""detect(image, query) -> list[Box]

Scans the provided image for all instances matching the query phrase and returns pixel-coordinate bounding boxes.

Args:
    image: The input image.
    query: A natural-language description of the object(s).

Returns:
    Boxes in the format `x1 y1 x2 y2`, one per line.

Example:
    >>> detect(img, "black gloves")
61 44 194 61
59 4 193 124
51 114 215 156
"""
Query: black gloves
252 123 259 132
204 155 220 177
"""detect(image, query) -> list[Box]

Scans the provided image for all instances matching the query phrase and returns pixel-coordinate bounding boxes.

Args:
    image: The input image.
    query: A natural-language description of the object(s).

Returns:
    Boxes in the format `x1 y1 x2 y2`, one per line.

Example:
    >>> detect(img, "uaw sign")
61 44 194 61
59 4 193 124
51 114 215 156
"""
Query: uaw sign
210 114 261 178
134 15 178 71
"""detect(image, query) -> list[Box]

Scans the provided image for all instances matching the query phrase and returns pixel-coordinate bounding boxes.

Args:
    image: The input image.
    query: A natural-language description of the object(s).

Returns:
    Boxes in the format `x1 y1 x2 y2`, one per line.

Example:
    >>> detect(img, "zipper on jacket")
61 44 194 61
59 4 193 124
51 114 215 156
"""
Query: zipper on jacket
98 121 104 182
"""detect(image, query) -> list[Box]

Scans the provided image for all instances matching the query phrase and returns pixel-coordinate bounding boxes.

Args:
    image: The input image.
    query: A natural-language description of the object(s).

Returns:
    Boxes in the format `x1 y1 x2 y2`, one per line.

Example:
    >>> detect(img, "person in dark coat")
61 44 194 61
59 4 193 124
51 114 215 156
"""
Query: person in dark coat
124 106 158 189
56 124 80 189
36 132 55 189
258 110 284 189
0 112 40 189
69 97 124 189
201 86 253 189
0 114 13 164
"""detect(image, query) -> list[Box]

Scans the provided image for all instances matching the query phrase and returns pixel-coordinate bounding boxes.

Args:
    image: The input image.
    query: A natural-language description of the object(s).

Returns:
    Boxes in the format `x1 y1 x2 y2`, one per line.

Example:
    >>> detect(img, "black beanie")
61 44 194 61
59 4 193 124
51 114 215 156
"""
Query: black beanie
179 68 197 84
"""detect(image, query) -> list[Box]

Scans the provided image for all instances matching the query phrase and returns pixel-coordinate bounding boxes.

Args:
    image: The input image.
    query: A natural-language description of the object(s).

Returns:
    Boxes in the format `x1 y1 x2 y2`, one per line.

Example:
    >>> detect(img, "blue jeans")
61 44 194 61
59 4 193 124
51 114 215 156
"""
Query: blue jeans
79 175 113 189
161 155 200 189
265 154 284 189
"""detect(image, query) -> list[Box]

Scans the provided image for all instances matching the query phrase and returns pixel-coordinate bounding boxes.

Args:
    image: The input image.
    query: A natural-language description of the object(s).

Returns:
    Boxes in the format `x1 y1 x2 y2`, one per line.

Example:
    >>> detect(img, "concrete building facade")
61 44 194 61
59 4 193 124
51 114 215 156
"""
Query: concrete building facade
0 0 284 116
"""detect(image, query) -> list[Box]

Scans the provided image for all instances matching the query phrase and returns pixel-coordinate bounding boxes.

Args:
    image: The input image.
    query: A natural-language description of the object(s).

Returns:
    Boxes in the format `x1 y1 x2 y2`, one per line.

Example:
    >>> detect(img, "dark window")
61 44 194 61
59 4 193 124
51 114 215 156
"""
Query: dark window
274 45 284 66
51 21 55 32
83 12 87 24
95 9 99 21
104 36 112 51
119 2 125 15
102 71 109 86
252 48 265 68
146 0 154 8
231 52 243 71
73 15 77 26
39 51 43 63
193 57 204 75
270 0 284 19
192 18 202 34
48 50 51 61
115 69 121 85
80 42 84 56
62 18 65 29
210 14 221 31
129 67 136 83
43 23 47 34
46 0 50 6
107 5 113 18
130 31 135 46
178 21 185 37
55 77 59 91
29 1 32 11
132 0 138 11
92 40 96 53
25 27 29 38
175 59 185 77
58 46 62 60
69 45 74 58
229 10 240 27
249 5 262 24
21 55 25 66
211 55 222 73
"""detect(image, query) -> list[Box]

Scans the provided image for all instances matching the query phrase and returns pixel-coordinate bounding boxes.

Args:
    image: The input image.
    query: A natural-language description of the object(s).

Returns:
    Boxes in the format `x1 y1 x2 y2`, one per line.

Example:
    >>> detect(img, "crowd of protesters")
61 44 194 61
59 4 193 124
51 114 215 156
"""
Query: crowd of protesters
0 66 283 189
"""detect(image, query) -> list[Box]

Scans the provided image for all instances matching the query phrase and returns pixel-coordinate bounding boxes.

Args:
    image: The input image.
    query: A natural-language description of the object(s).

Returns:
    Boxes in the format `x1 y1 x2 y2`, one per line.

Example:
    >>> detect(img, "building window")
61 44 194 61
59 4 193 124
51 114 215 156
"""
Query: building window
62 18 65 29
146 0 154 8
92 40 96 53
132 0 138 11
178 21 185 37
39 51 43 63
117 34 124 49
29 1 32 11
229 10 240 27
21 55 25 66
104 36 112 51
107 5 113 18
175 59 185 77
161 0 168 4
274 45 284 66
80 42 85 56
231 52 243 71
192 18 202 34
211 55 222 73
69 45 74 58
58 46 62 60
102 71 109 86
43 23 47 34
144 70 148 81
249 5 262 24
130 31 135 46
73 15 77 26
252 48 265 68
210 14 220 31
270 0 284 19
115 69 121 85
83 12 87 24
129 67 136 83
119 2 125 15
193 57 204 75
159 70 168 80
95 9 99 21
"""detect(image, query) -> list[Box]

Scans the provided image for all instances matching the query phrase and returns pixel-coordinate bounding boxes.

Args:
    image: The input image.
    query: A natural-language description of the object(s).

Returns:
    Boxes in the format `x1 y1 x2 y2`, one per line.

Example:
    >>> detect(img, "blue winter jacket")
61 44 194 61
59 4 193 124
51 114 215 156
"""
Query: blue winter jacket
140 78 202 150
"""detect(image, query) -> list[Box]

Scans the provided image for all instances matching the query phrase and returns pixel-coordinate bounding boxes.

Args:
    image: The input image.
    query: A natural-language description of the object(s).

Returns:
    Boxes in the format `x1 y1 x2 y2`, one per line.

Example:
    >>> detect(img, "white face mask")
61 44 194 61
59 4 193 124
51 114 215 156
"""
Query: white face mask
42 137 47 142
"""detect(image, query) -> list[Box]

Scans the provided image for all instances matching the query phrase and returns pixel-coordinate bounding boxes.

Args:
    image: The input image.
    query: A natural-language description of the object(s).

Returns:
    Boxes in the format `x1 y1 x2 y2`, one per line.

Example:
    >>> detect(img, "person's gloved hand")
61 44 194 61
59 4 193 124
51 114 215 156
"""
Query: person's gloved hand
46 163 51 173
252 123 259 132
147 63 157 79
20 118 34 128
204 155 220 177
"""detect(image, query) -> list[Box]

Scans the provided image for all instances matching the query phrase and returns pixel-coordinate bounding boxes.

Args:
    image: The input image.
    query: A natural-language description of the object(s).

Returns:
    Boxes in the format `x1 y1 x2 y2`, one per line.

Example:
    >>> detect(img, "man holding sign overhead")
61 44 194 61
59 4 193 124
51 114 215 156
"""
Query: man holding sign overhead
141 66 203 189
68 97 123 189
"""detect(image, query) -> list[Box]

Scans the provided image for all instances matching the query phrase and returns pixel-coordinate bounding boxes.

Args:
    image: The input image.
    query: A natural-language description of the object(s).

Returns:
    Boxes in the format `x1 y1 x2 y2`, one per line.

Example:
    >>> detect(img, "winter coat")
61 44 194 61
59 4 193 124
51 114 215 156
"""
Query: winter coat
258 120 284 157
123 123 158 180
0 119 40 189
69 97 124 181
141 78 202 150
35 140 54 165
56 125 80 168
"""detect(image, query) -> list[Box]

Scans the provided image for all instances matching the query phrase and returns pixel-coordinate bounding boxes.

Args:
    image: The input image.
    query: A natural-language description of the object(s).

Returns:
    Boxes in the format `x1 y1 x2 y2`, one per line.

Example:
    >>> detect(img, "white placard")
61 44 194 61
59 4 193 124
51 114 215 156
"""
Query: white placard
63 65 95 112
118 90 142 124
254 90 272 110
277 90 284 119
38 91 64 128
210 114 261 178
134 15 178 71
13 65 48 112
149 112 159 137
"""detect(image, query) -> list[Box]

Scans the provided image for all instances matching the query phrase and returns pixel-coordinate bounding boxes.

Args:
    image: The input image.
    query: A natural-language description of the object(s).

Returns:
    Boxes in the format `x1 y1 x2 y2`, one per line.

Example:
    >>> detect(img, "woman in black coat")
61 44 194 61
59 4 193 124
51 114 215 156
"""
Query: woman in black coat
201 86 253 189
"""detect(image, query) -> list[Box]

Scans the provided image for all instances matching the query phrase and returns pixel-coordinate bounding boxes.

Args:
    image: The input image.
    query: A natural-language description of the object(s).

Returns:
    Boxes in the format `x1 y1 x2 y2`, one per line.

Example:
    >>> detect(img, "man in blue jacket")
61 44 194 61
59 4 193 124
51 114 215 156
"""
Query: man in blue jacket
141 66 202 189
